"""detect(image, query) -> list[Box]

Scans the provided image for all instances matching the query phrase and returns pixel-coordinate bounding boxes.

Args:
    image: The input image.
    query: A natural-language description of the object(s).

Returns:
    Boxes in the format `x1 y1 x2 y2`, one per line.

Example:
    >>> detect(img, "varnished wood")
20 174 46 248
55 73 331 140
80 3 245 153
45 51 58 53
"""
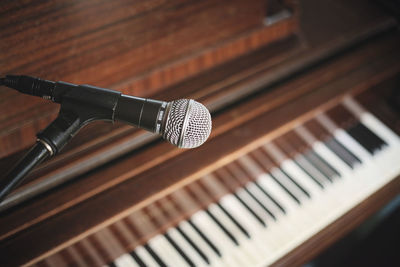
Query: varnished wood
0 0 400 266
0 0 297 159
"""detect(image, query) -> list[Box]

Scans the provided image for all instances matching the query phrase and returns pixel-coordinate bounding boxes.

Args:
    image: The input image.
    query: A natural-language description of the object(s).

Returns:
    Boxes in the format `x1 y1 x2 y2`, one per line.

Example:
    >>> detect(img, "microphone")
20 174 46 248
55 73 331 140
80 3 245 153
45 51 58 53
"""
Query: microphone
1 75 212 149
0 75 212 203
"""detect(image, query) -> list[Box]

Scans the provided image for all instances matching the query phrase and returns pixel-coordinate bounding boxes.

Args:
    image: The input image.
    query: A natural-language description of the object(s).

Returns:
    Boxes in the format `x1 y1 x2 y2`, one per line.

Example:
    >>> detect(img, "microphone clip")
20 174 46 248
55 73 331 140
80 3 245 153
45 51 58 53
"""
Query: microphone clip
37 82 121 156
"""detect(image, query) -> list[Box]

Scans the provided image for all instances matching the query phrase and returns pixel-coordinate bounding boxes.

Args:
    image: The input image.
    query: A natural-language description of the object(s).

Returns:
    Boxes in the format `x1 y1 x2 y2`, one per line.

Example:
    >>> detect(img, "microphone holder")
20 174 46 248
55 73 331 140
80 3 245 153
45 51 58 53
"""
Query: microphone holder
0 85 120 204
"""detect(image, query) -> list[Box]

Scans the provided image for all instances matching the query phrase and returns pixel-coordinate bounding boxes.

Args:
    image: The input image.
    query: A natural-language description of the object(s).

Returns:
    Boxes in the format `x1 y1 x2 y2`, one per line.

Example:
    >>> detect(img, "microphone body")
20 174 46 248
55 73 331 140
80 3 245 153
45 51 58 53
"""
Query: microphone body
115 95 168 134
3 75 168 134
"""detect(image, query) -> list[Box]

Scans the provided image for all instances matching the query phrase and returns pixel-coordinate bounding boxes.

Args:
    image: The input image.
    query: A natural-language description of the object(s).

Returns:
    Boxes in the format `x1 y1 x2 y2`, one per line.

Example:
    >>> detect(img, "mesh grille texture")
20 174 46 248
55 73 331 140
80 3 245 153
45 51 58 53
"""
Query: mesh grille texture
163 99 212 148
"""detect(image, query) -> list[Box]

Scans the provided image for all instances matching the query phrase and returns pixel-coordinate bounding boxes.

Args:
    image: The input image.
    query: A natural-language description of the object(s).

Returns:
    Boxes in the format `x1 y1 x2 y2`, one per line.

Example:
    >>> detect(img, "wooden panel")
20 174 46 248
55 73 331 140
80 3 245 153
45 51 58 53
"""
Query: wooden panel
0 0 298 158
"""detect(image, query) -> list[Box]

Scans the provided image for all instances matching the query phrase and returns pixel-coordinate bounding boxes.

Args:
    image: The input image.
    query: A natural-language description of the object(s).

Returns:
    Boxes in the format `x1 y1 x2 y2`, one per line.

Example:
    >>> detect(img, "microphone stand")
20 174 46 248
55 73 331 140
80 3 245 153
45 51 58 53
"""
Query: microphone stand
0 141 51 203
0 109 84 203
0 81 121 204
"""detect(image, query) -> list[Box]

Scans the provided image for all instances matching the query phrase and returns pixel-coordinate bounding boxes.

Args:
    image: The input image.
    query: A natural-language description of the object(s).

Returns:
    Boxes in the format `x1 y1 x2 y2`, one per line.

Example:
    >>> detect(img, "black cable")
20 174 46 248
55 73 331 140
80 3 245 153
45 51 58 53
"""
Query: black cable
0 141 50 203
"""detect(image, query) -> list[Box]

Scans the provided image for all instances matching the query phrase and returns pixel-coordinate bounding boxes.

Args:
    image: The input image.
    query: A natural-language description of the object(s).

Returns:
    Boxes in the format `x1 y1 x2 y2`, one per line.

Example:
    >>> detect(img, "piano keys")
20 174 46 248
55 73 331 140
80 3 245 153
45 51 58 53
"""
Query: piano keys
34 96 400 267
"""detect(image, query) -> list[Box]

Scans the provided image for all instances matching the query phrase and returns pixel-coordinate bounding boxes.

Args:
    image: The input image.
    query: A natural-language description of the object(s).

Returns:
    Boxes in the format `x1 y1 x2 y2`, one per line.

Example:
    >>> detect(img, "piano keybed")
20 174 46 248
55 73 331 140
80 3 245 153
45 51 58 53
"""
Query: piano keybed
34 95 400 267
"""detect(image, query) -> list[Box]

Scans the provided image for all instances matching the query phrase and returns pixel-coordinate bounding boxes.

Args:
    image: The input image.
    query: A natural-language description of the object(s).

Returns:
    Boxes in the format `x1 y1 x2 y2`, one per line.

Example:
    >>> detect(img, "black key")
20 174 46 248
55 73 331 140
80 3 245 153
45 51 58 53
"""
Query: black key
233 192 266 227
353 122 387 154
176 225 210 265
269 171 301 205
188 219 222 257
293 157 325 189
164 232 195 267
130 250 147 267
144 244 167 267
243 187 277 221
279 168 311 199
358 122 387 147
206 208 239 246
326 137 361 168
217 203 251 238
347 123 376 154
354 123 381 152
108 262 117 267
254 181 286 214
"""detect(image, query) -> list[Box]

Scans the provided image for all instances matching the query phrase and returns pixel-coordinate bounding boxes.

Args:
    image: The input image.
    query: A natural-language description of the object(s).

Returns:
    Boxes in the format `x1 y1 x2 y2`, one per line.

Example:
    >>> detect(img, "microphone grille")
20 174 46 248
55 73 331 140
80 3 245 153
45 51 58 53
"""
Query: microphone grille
163 99 212 148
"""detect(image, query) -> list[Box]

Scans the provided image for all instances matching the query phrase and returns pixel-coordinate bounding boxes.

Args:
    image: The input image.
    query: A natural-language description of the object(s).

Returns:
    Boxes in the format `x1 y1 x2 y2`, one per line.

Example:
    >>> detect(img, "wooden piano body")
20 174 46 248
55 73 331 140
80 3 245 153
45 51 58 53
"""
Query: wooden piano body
0 0 399 266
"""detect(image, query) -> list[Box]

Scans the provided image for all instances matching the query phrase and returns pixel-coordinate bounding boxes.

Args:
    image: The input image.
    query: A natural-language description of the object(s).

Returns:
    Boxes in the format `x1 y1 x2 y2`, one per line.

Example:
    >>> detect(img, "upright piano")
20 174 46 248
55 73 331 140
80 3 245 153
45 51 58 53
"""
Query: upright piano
1 0 400 266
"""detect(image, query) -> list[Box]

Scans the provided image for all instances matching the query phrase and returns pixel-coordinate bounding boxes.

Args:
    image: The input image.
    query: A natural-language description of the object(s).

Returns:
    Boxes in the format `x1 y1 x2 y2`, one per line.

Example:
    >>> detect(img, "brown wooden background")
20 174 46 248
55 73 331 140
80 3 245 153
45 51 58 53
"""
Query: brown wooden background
0 0 297 160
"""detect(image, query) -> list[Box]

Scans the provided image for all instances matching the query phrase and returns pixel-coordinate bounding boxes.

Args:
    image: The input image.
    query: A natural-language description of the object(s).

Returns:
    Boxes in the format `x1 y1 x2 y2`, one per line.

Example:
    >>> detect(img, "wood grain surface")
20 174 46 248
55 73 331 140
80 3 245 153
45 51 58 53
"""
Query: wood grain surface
0 0 297 158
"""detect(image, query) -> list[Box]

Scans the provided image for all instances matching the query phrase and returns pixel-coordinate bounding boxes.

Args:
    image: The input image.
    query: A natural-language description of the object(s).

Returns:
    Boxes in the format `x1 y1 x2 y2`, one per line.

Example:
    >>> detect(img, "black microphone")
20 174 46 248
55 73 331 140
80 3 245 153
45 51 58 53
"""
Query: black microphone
1 75 212 149
0 74 212 203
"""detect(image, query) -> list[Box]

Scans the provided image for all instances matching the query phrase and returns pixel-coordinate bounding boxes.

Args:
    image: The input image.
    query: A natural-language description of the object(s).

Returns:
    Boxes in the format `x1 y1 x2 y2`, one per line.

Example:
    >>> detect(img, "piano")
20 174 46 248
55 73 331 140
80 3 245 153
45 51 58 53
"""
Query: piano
1 0 399 266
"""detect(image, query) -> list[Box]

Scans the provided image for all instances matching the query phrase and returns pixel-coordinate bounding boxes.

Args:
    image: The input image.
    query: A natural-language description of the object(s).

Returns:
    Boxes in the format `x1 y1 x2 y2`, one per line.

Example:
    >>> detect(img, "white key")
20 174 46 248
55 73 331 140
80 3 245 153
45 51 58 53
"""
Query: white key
114 254 139 267
326 138 362 168
294 154 327 186
281 159 334 217
361 113 400 147
219 195 280 252
357 113 400 169
245 182 298 237
281 159 322 197
148 235 187 267
342 97 400 179
236 188 270 223
256 173 298 214
209 203 261 265
334 129 372 162
167 227 205 267
306 150 338 179
313 141 353 177
219 195 263 235
316 112 372 163
343 96 400 147
191 210 244 267
245 182 281 219
335 128 384 191
312 141 355 204
234 187 299 252
256 173 319 238
179 220 226 267
270 167 308 204
135 246 159 267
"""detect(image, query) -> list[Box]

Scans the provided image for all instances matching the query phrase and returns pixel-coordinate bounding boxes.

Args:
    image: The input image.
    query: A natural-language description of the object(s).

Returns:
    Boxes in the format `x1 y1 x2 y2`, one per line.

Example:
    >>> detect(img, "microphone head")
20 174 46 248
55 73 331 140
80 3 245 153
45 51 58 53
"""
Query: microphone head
163 99 212 148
